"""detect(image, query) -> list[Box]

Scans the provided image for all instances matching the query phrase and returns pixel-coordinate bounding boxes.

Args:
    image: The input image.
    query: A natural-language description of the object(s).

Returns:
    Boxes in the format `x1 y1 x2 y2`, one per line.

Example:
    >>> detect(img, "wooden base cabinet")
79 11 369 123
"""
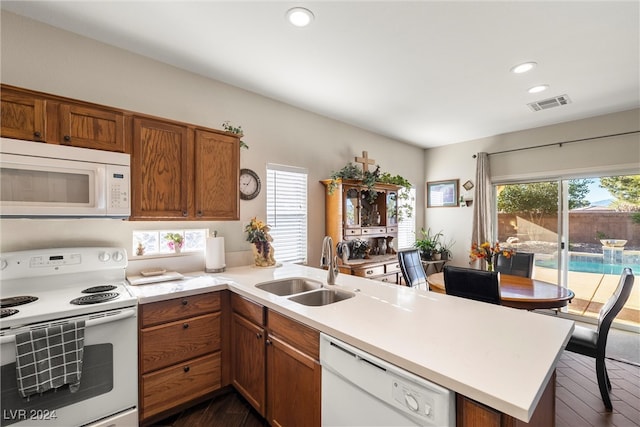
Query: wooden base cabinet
139 292 222 425
456 371 556 427
231 294 321 427
231 294 267 415
267 311 321 427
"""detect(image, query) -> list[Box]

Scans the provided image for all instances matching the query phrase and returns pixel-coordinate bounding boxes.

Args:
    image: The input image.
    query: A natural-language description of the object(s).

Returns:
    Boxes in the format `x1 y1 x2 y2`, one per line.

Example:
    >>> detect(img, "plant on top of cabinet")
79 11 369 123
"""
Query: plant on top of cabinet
221 121 248 149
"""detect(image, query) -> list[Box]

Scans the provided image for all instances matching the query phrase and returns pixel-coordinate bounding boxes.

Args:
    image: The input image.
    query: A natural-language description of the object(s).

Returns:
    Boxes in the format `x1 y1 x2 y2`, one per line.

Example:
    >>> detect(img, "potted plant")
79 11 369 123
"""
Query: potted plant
414 228 442 261
437 237 455 261
165 232 184 253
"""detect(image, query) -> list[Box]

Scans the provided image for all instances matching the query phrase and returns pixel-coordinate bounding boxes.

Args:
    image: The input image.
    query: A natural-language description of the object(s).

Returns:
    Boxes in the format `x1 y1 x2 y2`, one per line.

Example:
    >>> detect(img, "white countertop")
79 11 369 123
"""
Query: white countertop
127 263 574 423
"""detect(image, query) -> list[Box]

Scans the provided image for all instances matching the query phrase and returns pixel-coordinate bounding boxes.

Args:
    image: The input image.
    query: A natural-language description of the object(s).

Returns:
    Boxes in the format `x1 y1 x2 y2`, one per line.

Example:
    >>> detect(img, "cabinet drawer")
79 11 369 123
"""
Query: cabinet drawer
141 292 220 327
141 312 220 373
231 293 265 326
344 228 361 236
268 310 319 361
141 352 221 420
377 273 398 284
353 265 385 278
361 227 386 235
386 262 401 273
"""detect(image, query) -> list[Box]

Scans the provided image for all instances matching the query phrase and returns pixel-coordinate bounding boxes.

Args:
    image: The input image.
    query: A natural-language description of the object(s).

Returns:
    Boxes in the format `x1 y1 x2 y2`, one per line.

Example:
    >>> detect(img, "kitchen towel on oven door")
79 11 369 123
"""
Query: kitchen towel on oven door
14 321 85 398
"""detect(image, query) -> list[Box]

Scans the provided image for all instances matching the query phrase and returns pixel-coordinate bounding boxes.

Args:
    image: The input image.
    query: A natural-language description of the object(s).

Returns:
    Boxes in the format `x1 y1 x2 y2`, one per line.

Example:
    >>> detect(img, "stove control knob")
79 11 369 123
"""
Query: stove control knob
99 252 111 262
112 251 125 262
0 258 7 270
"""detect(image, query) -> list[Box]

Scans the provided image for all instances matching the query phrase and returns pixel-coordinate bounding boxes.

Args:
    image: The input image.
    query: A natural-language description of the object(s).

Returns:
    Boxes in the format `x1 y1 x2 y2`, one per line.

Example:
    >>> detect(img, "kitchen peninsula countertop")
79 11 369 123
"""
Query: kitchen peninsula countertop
126 263 574 423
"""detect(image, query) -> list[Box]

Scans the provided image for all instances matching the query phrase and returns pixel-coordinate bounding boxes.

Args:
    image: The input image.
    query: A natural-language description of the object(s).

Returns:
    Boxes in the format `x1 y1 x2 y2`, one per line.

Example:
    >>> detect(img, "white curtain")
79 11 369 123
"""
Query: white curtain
471 153 492 266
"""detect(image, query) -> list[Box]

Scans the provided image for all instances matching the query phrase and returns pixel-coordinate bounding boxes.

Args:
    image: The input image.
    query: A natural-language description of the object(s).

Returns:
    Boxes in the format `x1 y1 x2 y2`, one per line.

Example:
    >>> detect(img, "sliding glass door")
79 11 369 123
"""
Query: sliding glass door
496 175 639 328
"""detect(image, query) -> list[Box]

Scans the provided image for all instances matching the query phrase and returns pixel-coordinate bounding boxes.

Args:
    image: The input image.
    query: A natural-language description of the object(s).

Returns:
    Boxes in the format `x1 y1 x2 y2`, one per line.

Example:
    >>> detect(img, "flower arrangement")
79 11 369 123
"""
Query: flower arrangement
245 217 276 266
350 238 370 259
165 233 184 252
469 241 514 271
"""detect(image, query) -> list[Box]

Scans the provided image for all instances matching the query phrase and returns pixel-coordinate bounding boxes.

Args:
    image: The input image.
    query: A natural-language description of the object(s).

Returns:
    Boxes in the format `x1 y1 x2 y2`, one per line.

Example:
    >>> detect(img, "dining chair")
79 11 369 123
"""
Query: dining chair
494 252 535 278
397 249 428 289
564 267 634 410
443 265 501 305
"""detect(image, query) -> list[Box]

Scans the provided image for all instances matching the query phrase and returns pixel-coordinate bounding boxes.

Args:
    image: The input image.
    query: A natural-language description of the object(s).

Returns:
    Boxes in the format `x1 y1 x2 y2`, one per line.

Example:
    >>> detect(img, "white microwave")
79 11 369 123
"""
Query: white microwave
0 138 130 218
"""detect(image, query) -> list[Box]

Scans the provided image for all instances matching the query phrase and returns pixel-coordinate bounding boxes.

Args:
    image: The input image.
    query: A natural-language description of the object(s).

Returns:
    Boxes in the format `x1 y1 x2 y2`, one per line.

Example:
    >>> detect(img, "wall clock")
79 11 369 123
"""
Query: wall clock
239 168 261 200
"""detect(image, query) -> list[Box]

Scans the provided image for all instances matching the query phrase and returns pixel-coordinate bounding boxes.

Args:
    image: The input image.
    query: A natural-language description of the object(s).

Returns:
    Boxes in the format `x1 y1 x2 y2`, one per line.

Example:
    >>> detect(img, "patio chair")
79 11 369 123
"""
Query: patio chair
565 267 634 410
443 265 501 305
494 252 535 278
397 249 428 289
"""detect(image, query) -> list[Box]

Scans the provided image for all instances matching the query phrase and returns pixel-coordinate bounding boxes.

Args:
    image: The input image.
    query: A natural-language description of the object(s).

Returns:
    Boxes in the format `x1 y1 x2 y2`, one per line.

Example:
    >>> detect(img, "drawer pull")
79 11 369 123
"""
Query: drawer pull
183 366 190 373
183 323 189 329
366 270 374 275
181 299 188 306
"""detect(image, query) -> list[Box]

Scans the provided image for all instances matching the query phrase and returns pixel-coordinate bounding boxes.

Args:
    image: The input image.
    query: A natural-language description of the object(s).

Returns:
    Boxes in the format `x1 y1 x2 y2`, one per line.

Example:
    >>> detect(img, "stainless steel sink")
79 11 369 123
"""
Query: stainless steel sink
288 288 355 306
255 278 322 296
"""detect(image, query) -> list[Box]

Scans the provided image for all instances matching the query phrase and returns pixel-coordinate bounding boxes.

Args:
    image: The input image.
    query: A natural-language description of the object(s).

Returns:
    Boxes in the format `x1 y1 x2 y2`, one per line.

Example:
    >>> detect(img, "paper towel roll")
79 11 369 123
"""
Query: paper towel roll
205 237 226 272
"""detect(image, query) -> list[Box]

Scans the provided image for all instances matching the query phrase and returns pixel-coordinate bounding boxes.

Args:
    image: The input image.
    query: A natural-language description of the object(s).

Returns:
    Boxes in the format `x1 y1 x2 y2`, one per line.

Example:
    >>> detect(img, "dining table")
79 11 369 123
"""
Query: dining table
426 272 575 310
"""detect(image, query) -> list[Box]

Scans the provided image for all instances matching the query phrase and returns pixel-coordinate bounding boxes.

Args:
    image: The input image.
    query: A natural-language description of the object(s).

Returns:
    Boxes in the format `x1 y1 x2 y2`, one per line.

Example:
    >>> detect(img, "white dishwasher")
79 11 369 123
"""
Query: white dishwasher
320 333 455 427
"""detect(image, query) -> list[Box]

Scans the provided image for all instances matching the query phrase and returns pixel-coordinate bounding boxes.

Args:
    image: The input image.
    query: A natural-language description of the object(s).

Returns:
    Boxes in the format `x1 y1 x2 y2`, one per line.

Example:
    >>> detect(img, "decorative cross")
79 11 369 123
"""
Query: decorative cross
355 151 376 172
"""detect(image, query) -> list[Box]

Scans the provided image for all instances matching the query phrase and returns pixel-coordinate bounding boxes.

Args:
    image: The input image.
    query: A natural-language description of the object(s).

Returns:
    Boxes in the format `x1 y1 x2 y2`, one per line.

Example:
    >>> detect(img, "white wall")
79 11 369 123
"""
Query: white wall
0 12 426 268
425 109 640 266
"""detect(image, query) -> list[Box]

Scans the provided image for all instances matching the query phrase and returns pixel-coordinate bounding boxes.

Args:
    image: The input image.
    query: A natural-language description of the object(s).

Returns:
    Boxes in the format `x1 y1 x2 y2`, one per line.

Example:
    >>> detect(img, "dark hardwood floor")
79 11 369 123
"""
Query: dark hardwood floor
151 351 639 427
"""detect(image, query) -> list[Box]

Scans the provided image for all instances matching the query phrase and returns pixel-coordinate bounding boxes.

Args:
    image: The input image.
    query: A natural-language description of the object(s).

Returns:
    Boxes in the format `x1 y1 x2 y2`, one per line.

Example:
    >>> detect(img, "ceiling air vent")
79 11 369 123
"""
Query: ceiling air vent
528 94 572 112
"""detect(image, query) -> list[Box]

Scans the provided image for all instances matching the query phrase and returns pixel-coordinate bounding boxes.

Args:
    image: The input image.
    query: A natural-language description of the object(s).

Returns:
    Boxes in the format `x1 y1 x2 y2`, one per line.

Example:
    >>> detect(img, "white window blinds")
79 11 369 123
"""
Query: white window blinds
397 187 416 250
266 164 308 264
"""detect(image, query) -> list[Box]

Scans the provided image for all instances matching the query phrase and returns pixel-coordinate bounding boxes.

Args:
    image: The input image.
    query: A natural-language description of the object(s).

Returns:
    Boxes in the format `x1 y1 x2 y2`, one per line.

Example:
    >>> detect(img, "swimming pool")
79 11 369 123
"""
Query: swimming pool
535 259 640 275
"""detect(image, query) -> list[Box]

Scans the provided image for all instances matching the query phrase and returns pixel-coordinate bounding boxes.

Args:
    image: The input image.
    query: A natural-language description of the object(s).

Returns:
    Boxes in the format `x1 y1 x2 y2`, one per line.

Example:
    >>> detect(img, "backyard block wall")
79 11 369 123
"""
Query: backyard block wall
498 211 640 249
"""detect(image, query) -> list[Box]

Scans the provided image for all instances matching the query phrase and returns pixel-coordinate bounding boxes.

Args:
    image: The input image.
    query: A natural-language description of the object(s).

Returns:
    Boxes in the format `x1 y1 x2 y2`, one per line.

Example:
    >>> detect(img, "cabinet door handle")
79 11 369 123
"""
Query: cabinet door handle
181 299 188 306
256 332 262 339
34 131 41 138
183 366 190 373
182 210 188 217
266 339 272 346
63 135 71 142
183 323 189 329
196 210 203 217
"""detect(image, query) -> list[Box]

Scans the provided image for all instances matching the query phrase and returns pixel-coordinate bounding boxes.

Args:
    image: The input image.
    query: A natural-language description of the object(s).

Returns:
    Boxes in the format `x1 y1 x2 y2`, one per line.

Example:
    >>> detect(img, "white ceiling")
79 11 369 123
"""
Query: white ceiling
3 1 639 148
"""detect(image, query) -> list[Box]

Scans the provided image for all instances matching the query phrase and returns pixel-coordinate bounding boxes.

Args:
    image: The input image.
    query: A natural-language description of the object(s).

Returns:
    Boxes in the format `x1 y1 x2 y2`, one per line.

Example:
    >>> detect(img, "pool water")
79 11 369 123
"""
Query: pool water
535 259 640 275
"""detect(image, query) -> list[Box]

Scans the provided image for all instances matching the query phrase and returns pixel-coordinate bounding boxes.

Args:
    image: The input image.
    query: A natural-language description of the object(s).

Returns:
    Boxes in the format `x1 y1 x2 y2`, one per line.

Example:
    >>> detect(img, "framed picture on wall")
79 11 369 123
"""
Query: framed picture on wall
427 179 459 207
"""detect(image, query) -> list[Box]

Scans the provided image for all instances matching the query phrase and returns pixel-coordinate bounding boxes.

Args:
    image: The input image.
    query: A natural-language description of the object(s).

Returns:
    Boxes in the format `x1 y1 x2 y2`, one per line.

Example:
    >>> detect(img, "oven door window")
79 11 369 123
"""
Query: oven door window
1 344 113 427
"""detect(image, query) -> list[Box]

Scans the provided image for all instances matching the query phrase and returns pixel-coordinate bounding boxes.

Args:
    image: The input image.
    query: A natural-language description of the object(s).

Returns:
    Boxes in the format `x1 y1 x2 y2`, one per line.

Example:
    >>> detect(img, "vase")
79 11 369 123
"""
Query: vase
252 241 276 267
174 246 182 254
487 263 493 272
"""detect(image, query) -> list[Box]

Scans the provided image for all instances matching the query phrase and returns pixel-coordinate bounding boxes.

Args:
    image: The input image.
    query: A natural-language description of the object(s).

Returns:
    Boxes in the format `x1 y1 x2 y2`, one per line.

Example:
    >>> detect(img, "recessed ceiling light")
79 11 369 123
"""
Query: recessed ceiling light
510 62 537 74
528 85 549 94
286 7 314 27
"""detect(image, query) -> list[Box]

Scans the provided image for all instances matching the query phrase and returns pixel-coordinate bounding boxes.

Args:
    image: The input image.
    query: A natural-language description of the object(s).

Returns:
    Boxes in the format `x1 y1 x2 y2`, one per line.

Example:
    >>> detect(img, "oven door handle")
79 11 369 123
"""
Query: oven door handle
0 308 137 344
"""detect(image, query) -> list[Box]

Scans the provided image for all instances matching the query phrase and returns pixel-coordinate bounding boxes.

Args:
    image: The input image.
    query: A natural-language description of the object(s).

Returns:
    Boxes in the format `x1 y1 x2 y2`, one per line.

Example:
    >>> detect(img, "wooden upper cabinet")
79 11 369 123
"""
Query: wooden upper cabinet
131 119 240 221
132 117 191 219
194 130 240 220
0 89 47 141
58 103 126 152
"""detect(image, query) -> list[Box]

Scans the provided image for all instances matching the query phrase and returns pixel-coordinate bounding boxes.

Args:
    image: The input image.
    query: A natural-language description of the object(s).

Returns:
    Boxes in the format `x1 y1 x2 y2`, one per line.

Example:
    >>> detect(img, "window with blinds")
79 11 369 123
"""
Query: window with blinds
397 187 416 250
266 164 308 264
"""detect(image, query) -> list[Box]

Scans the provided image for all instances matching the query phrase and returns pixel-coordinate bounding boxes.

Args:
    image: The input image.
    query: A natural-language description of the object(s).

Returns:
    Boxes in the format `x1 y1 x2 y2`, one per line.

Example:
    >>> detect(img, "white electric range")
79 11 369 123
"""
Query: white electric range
0 247 138 427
